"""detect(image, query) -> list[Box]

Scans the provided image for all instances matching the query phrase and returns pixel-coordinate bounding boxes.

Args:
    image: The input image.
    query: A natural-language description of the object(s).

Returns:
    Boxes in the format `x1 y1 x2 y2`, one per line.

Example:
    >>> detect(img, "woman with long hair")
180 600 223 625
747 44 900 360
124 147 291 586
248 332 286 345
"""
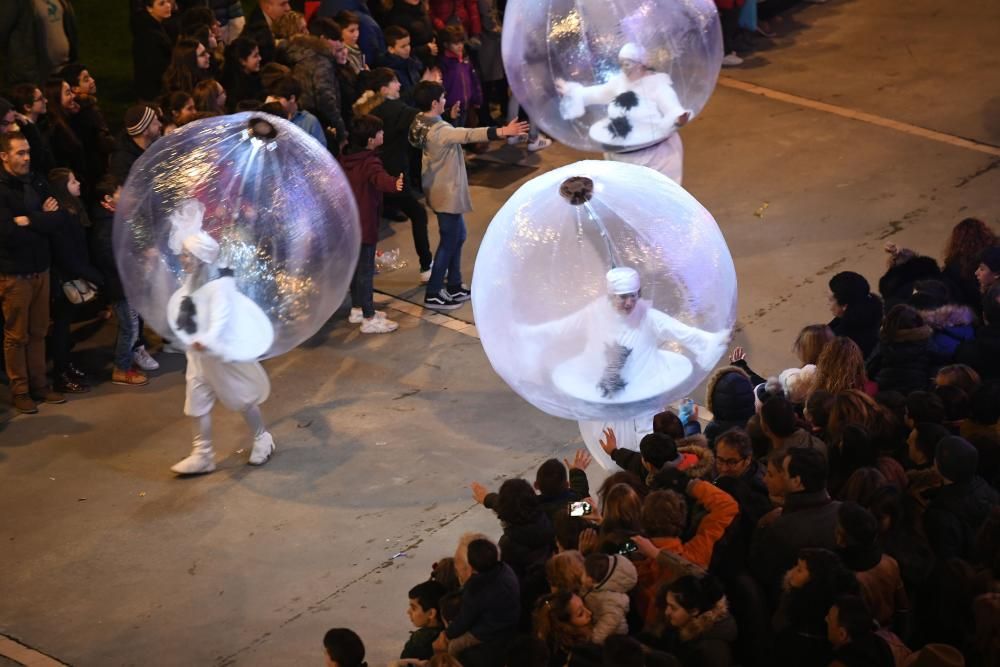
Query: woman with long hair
162 38 212 94
942 218 998 308
159 91 197 134
43 78 87 187
222 37 264 112
193 79 227 114
533 591 602 666
132 0 176 100
812 337 875 398
45 168 103 393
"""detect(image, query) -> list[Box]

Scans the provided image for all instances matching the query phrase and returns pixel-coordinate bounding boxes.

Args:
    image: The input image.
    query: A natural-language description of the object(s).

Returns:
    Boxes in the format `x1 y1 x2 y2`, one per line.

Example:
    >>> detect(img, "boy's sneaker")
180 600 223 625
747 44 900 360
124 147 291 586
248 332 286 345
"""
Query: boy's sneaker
133 345 160 371
445 285 471 302
722 52 744 67
419 263 433 284
360 315 399 334
424 290 463 311
527 135 553 152
112 368 149 386
506 135 528 146
348 307 364 324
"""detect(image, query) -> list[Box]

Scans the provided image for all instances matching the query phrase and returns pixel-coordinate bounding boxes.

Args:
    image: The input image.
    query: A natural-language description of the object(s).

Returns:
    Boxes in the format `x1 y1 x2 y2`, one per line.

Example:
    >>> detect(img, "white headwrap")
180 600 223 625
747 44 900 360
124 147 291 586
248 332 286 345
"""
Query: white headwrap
606 267 641 295
167 200 218 263
618 42 648 66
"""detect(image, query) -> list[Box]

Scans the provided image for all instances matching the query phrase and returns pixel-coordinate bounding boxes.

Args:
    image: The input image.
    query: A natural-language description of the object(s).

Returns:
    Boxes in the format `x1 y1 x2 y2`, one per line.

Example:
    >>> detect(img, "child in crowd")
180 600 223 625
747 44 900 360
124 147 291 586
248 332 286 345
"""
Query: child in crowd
408 81 528 311
546 550 586 593
401 580 447 661
341 114 404 333
263 75 326 148
335 10 366 75
437 24 481 128
322 627 366 667
582 552 638 644
380 26 424 99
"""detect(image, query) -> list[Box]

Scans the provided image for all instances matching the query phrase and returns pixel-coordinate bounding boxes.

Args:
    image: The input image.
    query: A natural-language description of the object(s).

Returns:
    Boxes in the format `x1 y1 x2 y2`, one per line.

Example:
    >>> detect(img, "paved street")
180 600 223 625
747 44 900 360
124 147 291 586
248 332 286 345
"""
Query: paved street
2 0 999 664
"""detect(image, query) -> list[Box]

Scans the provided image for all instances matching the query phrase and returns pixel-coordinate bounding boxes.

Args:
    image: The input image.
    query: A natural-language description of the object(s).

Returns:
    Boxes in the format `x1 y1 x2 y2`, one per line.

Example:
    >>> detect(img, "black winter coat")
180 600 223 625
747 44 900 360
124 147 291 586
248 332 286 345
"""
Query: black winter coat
371 98 420 186
866 329 934 395
242 6 276 64
109 130 145 184
923 476 999 560
829 293 883 359
956 324 1000 381
0 168 67 274
878 255 941 309
711 460 772 573
131 10 174 101
445 563 520 643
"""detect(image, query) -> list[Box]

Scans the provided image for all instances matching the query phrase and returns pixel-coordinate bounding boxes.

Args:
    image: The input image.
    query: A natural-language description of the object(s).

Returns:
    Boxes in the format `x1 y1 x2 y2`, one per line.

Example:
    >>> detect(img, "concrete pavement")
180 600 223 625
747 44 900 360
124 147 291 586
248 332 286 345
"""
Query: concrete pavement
2 0 999 664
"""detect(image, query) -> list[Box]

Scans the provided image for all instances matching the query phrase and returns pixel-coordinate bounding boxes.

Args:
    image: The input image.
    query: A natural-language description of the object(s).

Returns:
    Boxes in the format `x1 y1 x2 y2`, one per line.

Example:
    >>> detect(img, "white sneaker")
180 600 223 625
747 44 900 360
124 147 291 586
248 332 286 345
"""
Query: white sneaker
171 451 216 474
419 266 432 283
248 432 275 465
527 135 553 152
360 315 399 334
132 345 160 371
722 53 744 67
349 307 364 324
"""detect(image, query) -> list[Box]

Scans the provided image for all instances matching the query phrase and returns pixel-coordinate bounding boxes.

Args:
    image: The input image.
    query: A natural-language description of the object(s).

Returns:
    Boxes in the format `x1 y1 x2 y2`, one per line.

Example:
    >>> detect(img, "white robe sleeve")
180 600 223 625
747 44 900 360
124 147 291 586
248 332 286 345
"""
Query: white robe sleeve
559 76 625 119
647 308 728 369
195 280 234 359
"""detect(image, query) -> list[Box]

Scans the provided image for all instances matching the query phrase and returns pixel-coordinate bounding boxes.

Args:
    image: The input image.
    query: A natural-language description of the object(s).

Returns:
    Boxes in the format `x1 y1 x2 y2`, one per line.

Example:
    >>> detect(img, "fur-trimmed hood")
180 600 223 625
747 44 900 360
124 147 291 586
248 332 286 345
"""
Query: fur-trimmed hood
919 303 977 330
678 437 715 480
705 366 754 420
678 597 734 642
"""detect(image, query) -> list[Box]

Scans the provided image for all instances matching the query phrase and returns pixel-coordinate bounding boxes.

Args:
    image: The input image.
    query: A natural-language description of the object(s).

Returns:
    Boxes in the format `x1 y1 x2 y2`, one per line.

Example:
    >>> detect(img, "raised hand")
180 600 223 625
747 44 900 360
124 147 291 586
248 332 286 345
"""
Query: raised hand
599 427 618 455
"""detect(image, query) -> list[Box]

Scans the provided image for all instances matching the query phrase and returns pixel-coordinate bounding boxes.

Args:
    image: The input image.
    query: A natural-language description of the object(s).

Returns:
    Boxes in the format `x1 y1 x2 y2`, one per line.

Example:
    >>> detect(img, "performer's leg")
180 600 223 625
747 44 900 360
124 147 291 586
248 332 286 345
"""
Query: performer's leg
171 413 217 475
245 405 275 466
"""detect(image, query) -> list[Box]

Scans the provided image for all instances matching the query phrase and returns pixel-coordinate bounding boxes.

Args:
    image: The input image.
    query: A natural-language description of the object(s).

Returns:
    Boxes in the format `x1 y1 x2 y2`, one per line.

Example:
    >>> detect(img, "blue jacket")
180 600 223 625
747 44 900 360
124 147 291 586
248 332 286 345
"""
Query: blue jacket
445 562 520 642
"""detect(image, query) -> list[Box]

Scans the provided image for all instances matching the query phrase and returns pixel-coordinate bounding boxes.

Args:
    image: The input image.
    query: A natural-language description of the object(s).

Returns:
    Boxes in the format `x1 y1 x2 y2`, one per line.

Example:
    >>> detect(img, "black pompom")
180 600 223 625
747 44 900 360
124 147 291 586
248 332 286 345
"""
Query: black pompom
614 91 639 110
177 296 198 334
609 116 633 139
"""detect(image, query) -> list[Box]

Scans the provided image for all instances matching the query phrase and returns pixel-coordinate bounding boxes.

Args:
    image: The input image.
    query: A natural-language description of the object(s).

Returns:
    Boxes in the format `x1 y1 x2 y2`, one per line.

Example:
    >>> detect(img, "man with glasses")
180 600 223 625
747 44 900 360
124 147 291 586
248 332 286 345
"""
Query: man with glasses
710 429 772 574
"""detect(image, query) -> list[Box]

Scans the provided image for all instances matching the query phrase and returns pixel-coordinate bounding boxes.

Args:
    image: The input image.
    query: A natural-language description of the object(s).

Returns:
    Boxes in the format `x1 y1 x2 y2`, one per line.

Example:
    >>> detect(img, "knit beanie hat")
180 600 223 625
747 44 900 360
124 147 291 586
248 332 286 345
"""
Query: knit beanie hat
980 246 1000 273
125 105 156 136
829 271 870 306
934 436 979 483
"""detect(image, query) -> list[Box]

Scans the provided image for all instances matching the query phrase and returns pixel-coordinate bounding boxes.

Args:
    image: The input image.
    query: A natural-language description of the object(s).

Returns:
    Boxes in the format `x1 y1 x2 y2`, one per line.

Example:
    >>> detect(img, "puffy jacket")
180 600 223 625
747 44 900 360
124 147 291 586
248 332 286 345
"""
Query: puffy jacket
583 554 637 643
339 149 399 245
920 303 977 364
866 325 934 395
439 48 483 109
281 36 347 140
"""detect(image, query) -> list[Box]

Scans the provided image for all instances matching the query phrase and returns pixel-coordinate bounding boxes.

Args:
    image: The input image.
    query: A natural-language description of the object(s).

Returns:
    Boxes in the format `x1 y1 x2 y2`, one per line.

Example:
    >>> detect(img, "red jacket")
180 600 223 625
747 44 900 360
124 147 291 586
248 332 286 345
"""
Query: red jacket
429 0 482 36
339 149 398 245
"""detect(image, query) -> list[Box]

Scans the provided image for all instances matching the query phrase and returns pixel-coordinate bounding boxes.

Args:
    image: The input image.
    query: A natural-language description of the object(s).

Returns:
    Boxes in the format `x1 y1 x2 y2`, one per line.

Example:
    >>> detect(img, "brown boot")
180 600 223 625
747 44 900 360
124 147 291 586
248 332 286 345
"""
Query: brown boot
12 394 38 414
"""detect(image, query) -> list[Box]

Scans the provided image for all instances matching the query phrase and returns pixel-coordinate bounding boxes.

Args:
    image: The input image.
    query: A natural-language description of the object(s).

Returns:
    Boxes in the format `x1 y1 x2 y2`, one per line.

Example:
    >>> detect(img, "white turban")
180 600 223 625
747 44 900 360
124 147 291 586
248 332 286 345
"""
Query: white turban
167 200 208 254
181 231 220 265
618 42 648 66
606 267 641 295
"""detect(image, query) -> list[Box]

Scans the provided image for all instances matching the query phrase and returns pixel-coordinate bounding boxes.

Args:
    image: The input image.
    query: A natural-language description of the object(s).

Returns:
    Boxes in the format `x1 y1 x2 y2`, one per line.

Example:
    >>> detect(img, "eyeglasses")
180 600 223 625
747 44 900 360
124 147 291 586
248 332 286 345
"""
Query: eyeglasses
717 456 748 467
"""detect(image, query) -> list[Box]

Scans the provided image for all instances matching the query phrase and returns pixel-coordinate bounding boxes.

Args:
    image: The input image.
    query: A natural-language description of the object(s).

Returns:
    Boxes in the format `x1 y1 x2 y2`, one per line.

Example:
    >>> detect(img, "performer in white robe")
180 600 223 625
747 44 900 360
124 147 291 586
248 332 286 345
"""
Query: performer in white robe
165 201 277 475
555 43 690 184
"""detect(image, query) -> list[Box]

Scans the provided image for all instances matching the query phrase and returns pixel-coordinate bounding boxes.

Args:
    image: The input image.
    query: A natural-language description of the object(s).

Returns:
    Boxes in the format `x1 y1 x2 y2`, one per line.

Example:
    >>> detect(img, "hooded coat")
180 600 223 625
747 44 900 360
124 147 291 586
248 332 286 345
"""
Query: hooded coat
671 598 739 667
583 554 638 644
282 36 346 141
920 304 977 364
866 324 934 395
703 366 755 445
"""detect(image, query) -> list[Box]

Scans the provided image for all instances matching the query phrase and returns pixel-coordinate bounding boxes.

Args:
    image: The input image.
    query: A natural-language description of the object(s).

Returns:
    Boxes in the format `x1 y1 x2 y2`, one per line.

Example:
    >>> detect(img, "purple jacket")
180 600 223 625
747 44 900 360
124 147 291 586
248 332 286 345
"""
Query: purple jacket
439 49 482 109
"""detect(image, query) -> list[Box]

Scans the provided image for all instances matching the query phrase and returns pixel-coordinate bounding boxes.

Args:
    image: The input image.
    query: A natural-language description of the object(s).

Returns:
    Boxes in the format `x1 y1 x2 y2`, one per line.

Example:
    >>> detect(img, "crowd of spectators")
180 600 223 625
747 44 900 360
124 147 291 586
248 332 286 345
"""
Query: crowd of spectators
318 223 998 666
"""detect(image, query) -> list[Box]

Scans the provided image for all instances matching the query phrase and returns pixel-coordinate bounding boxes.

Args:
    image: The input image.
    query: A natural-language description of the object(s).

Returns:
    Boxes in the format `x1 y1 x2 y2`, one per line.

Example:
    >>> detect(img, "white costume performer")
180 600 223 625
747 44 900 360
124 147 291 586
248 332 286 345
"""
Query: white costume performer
531 267 728 407
557 43 689 184
166 201 277 475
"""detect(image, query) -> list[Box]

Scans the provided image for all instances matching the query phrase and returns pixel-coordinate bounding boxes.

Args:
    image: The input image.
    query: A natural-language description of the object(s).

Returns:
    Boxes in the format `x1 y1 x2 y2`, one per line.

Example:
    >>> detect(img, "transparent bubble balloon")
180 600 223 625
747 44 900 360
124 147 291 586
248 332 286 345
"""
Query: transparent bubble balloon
114 113 360 359
502 0 722 154
472 160 736 429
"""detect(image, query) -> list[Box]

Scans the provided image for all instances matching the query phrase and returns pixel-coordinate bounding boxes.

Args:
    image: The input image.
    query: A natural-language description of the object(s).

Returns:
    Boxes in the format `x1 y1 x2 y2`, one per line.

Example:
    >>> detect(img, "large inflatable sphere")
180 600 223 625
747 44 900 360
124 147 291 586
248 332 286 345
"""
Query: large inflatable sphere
502 0 722 154
472 160 736 424
114 113 360 359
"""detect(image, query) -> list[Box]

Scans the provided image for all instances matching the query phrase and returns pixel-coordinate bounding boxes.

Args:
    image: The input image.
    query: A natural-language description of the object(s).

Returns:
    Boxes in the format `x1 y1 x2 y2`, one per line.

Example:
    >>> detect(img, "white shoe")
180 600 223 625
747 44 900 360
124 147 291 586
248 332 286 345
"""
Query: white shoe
506 135 527 145
360 315 399 334
349 307 364 324
133 345 160 370
722 53 744 67
248 432 275 465
419 266 432 284
527 135 553 152
162 340 186 354
171 449 216 474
